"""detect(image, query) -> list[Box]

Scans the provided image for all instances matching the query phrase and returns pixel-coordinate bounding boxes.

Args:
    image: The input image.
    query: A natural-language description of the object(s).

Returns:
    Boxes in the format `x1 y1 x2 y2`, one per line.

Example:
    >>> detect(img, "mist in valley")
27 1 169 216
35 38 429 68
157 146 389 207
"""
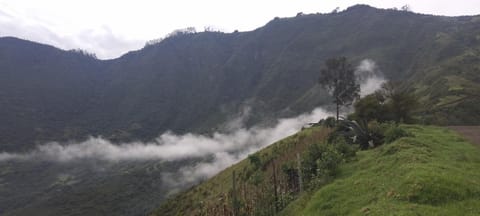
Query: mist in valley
0 58 385 177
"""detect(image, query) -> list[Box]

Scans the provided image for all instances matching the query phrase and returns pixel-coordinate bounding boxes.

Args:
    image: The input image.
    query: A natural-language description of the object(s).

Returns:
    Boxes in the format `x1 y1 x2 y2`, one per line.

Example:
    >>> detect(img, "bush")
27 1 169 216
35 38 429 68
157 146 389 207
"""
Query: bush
328 119 416 150
248 153 262 170
384 125 411 143
315 116 337 128
353 93 389 122
324 116 337 128
302 143 324 181
331 119 384 149
249 172 264 186
316 147 342 177
352 82 419 124
302 143 343 189
330 136 357 159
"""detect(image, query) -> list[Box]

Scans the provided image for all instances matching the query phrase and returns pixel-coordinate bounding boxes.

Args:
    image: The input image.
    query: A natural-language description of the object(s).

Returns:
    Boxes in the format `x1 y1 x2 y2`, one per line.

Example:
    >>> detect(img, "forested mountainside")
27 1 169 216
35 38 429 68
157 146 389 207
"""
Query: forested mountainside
1 5 480 151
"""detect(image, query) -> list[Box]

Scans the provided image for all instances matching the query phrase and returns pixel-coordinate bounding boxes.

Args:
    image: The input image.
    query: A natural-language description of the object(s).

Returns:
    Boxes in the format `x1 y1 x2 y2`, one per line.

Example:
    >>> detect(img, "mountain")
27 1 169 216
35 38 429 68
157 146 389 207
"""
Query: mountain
0 37 107 151
2 5 480 151
1 4 480 215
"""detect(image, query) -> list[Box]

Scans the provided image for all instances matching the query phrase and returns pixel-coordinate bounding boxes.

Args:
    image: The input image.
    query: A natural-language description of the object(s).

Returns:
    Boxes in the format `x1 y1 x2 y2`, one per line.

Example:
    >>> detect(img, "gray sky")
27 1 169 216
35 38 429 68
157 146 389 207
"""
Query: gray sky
1 0 479 59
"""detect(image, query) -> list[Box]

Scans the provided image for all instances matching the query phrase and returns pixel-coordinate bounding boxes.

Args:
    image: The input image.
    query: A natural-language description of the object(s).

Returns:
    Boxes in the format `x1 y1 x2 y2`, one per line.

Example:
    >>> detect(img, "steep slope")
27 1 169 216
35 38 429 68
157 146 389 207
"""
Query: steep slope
151 126 332 215
1 4 480 216
0 37 107 151
152 126 480 215
1 5 480 150
291 126 480 215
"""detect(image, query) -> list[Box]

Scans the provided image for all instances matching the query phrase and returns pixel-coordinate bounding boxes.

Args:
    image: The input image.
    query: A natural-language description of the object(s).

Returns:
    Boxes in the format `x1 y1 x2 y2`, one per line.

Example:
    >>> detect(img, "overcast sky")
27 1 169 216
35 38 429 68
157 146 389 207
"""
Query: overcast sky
1 0 479 59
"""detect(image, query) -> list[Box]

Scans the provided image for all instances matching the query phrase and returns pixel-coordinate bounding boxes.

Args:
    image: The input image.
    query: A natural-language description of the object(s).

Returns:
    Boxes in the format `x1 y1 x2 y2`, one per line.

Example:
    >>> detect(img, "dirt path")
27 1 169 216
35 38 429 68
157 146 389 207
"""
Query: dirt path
448 126 480 146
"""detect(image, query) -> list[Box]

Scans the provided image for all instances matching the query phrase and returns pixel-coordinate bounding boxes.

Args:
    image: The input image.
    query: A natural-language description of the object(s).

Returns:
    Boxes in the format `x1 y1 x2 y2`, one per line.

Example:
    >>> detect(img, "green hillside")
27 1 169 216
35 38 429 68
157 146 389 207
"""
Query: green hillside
151 126 333 216
286 126 480 215
152 125 480 215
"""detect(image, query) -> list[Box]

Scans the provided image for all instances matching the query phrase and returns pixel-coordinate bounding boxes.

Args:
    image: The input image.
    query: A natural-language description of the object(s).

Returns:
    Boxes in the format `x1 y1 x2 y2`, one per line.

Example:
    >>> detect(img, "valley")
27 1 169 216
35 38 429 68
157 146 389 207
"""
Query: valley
1 4 480 215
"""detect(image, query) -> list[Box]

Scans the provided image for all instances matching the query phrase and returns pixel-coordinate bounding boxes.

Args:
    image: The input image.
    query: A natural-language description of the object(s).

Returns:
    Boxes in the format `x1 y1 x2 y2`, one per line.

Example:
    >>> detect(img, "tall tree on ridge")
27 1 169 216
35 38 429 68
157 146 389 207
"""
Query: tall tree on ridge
319 57 360 120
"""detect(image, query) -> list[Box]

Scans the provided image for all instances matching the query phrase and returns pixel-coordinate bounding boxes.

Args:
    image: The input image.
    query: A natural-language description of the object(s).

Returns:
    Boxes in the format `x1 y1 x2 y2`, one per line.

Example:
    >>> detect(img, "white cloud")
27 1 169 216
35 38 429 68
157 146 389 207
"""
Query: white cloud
0 6 143 59
0 106 333 189
0 107 331 163
356 59 386 97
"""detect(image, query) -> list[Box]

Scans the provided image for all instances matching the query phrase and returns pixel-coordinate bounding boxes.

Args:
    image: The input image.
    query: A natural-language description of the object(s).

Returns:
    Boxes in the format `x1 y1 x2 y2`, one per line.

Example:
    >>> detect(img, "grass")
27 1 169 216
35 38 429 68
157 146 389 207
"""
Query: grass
284 125 480 215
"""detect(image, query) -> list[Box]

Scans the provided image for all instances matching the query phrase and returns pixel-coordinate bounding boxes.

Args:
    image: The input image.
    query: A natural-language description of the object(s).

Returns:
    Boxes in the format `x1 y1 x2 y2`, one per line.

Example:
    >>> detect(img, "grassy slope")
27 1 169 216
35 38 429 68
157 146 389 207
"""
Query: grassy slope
282 125 480 215
153 125 480 215
151 127 331 215
408 19 480 125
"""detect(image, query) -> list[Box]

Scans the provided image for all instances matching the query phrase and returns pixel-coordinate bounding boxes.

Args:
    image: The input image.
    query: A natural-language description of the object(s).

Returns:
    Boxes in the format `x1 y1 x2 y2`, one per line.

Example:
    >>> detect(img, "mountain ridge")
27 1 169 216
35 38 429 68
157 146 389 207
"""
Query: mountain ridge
2 4 480 151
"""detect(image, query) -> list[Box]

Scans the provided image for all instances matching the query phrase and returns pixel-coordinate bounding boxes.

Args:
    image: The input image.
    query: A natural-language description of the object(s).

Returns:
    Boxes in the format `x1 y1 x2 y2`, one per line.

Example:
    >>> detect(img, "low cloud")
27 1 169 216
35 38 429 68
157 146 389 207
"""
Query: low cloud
0 107 331 187
0 108 330 163
356 59 386 97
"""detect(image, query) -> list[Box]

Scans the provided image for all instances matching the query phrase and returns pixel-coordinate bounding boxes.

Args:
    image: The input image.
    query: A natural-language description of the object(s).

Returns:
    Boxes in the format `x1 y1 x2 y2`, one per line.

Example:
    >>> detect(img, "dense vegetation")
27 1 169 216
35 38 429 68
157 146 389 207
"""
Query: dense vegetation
1 5 480 151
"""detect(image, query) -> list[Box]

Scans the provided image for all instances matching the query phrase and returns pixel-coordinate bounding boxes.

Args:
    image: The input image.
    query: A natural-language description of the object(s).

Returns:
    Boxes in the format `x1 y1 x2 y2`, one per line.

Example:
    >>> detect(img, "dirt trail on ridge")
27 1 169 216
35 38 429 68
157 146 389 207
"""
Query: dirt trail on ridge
448 126 480 146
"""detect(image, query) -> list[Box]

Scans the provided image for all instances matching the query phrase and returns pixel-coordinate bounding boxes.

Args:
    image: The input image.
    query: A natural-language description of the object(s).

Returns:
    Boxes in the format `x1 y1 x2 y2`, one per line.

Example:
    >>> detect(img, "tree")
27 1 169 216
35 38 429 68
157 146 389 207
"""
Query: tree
352 82 418 123
401 4 411 12
331 7 340 13
389 91 418 123
353 93 388 122
319 57 360 120
378 82 418 123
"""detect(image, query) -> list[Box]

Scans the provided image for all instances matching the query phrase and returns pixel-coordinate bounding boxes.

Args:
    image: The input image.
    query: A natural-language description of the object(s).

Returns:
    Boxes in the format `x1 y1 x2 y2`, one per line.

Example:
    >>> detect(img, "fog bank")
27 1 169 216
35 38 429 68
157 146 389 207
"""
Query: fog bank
0 108 331 163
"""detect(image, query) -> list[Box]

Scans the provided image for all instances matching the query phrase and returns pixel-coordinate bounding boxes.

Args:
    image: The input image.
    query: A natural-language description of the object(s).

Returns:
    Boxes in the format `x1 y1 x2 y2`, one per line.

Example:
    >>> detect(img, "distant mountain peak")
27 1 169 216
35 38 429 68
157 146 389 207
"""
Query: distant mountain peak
345 4 376 11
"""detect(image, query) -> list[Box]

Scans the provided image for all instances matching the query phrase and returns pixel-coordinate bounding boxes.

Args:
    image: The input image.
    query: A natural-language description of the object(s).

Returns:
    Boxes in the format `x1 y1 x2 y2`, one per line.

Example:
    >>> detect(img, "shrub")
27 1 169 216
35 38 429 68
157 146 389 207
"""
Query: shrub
302 143 324 181
384 125 411 143
353 93 389 122
324 116 337 128
302 143 343 189
249 172 264 186
248 153 262 170
330 136 357 159
315 116 336 128
316 147 342 177
352 82 419 124
331 118 384 149
281 162 300 191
